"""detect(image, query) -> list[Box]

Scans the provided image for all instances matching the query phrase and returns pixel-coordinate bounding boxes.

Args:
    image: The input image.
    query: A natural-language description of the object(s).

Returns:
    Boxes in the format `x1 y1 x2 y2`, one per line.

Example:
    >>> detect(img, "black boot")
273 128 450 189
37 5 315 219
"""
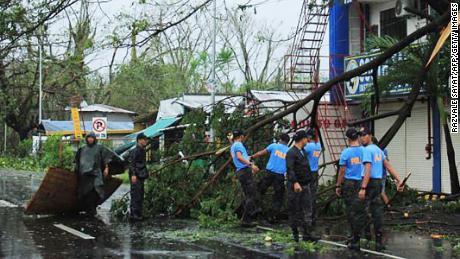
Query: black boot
292 228 300 242
375 232 385 251
364 225 372 241
347 235 361 251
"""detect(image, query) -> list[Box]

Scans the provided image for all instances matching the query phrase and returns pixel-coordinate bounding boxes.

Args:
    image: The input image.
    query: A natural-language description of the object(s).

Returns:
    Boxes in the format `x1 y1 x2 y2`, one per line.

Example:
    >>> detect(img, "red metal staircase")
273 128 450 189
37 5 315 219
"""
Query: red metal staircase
284 0 330 90
285 0 353 162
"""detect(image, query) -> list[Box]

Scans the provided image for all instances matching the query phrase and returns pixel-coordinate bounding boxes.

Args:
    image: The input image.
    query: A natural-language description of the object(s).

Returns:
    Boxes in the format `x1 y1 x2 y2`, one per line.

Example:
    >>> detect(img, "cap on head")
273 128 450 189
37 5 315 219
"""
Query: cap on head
137 133 148 141
279 133 290 143
359 127 372 136
345 128 359 140
232 129 245 139
306 128 315 139
293 130 308 142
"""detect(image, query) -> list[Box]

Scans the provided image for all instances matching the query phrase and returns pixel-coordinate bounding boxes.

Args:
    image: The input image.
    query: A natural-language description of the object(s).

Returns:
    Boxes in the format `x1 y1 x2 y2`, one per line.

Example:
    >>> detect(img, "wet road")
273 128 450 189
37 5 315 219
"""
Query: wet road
0 169 457 259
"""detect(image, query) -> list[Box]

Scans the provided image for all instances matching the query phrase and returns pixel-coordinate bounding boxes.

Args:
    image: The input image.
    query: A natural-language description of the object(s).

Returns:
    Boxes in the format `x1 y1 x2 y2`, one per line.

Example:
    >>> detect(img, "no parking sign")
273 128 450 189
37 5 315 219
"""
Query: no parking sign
92 117 107 139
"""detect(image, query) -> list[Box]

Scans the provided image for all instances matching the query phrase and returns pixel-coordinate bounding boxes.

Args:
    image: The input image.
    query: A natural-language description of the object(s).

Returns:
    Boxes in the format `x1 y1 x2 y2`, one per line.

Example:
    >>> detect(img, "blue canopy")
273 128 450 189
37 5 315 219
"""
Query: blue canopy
114 117 178 155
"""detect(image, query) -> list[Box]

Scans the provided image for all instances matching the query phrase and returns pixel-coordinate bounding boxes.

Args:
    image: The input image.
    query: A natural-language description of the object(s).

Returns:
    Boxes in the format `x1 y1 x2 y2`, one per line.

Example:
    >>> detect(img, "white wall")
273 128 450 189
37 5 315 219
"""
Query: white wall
367 0 427 38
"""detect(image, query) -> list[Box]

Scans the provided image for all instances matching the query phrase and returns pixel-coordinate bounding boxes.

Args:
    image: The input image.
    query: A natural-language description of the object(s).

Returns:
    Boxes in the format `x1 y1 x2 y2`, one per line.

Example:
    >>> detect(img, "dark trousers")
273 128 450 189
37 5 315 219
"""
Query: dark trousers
365 179 384 237
237 168 258 223
287 182 313 234
130 178 145 218
308 172 318 222
258 171 285 215
79 189 100 215
343 179 366 238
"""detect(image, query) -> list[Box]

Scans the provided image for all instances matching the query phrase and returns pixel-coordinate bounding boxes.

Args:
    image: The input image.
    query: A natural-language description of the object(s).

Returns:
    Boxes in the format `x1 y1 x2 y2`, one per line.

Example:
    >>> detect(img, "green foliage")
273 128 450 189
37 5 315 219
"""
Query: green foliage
108 61 189 114
359 34 450 113
40 136 74 171
16 139 33 157
111 107 276 222
0 155 42 172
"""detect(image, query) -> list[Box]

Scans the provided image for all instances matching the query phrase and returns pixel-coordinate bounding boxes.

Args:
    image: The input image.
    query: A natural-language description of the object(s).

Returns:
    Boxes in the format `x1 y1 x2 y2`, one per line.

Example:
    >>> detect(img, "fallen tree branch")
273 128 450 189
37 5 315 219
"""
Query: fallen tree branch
149 146 230 177
245 12 449 138
175 158 233 216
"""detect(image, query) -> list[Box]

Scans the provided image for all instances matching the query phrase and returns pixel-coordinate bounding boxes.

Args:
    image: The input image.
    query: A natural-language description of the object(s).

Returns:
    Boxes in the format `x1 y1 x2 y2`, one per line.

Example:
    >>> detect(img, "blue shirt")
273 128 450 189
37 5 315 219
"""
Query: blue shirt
265 143 288 174
231 142 249 171
304 142 321 172
363 144 386 179
339 146 368 180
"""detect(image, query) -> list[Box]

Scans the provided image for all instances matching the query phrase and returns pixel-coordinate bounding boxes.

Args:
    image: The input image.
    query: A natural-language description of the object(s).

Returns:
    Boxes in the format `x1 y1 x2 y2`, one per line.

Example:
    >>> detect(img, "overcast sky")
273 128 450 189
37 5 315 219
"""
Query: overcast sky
80 0 330 81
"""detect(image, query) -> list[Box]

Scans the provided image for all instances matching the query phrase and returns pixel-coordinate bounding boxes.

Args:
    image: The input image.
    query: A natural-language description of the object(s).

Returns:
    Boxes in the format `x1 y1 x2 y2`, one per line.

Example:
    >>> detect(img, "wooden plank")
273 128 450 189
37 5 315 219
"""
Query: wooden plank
25 167 122 215
54 224 95 240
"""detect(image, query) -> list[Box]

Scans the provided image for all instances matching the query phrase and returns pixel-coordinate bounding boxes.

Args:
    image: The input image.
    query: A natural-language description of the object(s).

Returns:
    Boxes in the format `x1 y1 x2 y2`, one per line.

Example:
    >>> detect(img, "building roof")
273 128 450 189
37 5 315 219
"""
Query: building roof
80 104 137 115
66 103 137 115
248 90 329 112
41 120 134 135
157 95 244 120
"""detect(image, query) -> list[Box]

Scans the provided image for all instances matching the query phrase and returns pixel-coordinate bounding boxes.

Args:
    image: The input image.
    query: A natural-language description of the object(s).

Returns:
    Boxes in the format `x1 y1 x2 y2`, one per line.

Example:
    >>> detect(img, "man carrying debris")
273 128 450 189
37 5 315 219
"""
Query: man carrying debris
230 130 260 227
304 128 321 225
286 130 319 242
129 133 149 221
336 128 368 251
251 133 290 224
75 132 111 216
359 127 404 251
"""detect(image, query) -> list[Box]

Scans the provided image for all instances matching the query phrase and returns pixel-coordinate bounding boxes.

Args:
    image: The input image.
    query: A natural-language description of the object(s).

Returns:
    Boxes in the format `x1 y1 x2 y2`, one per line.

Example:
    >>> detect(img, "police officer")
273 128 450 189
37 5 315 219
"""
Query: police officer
286 130 319 242
359 128 404 251
251 133 290 224
304 128 321 224
230 130 260 227
129 133 149 221
75 132 112 216
336 128 368 251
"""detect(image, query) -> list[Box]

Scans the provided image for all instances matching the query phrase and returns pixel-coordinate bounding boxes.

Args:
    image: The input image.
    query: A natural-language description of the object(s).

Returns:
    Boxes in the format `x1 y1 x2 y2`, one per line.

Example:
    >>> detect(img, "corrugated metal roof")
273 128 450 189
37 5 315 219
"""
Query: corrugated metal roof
157 95 244 120
79 104 137 115
65 104 137 115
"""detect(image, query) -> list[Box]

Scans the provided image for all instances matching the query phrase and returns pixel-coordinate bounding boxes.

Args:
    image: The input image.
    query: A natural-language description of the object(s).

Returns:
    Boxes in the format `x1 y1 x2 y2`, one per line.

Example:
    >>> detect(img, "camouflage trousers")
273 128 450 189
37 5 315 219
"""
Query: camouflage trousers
287 182 313 231
343 179 367 237
365 179 384 236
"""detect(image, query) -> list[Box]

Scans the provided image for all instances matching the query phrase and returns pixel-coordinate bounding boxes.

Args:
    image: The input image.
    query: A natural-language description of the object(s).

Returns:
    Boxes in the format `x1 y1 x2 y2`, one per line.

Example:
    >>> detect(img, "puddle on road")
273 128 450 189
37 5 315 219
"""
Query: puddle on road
0 169 457 258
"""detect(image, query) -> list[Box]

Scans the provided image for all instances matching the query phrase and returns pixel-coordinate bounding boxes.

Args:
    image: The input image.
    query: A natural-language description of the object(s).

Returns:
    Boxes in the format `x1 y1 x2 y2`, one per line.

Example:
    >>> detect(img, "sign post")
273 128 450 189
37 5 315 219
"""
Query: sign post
92 117 107 139
71 107 83 139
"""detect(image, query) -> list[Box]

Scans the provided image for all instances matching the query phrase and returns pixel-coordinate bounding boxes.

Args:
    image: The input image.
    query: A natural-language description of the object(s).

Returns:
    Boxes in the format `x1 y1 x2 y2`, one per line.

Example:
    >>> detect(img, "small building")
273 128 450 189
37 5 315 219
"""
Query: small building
41 104 137 148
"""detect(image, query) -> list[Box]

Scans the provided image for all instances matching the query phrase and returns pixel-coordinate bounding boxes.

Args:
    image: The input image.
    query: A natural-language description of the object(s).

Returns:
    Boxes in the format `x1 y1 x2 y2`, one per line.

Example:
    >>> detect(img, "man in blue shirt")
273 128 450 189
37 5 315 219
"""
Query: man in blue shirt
251 133 290 224
336 128 369 251
359 127 404 251
230 129 260 227
304 128 321 225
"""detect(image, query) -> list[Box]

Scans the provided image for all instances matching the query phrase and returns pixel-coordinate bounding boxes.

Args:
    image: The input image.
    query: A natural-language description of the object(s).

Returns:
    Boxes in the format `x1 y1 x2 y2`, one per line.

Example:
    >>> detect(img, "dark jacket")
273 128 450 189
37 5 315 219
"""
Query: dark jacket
129 145 148 179
286 146 312 186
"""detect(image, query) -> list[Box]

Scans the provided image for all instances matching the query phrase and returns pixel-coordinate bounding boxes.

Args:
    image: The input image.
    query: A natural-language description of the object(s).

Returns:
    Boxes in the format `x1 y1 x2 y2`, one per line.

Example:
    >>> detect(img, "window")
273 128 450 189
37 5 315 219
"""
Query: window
380 8 407 40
